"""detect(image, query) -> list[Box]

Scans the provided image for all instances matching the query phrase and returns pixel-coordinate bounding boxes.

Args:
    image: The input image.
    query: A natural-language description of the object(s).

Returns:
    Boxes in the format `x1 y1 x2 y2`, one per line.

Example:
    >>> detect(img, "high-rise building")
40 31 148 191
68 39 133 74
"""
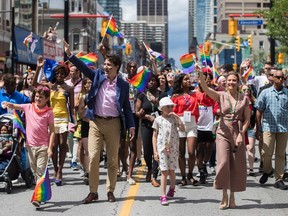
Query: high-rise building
217 0 270 34
188 0 211 47
98 0 122 23
136 0 168 61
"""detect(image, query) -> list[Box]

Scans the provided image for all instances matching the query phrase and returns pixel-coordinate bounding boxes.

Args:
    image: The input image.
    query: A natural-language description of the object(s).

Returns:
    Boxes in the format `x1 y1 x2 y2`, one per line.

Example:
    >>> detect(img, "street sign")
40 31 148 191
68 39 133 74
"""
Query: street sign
238 20 263 26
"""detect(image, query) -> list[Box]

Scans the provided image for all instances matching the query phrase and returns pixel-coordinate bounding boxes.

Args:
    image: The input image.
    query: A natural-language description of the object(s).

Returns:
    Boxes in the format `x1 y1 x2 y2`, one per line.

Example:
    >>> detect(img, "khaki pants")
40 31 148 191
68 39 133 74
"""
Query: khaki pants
262 132 288 180
88 118 120 193
26 146 48 181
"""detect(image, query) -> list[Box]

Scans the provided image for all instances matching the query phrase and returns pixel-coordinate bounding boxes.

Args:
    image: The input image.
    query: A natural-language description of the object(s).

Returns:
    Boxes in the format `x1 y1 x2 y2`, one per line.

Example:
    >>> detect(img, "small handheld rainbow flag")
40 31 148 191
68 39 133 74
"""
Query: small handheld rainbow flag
106 16 124 38
242 66 254 82
13 110 25 139
31 167 52 203
212 65 221 84
144 43 165 62
180 53 197 74
199 44 213 67
23 32 38 53
128 66 151 92
77 52 98 67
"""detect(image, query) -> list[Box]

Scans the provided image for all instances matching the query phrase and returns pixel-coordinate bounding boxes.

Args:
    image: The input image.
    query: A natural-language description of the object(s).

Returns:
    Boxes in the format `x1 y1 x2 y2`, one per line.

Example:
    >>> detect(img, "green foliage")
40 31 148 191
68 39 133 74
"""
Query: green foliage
259 0 288 51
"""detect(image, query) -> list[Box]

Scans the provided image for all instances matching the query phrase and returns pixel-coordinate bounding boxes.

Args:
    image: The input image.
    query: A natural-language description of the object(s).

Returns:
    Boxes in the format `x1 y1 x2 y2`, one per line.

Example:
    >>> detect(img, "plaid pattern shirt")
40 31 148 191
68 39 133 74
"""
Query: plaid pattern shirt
255 86 288 132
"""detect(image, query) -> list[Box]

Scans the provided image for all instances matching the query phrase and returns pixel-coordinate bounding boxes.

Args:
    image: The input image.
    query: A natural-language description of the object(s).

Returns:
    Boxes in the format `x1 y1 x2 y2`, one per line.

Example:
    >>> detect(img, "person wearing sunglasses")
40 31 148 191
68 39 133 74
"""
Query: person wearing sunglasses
256 69 288 190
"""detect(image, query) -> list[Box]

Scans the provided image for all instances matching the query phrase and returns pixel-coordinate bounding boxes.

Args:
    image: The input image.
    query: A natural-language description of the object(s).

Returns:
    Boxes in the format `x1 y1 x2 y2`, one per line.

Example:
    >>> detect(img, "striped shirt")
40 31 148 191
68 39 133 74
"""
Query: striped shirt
255 86 288 132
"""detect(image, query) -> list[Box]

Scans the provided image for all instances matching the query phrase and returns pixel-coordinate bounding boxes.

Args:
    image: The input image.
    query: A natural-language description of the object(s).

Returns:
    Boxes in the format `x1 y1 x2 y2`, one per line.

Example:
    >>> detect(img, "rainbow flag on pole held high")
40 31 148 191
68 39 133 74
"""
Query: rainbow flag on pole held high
242 66 254 82
31 167 52 203
77 52 98 67
199 44 213 67
106 15 124 38
145 45 165 62
180 53 197 74
23 32 38 53
128 66 151 92
13 110 25 139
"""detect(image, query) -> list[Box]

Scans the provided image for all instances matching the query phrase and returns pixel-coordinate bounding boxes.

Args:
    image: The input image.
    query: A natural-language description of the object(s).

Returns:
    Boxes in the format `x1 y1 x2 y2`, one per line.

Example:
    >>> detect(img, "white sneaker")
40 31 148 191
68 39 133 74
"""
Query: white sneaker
127 178 136 185
121 171 127 180
210 166 216 174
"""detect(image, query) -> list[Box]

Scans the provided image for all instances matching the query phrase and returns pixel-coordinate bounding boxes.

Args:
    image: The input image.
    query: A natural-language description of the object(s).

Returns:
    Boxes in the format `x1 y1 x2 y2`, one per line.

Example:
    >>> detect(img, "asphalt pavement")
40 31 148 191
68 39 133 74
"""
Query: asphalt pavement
0 147 288 216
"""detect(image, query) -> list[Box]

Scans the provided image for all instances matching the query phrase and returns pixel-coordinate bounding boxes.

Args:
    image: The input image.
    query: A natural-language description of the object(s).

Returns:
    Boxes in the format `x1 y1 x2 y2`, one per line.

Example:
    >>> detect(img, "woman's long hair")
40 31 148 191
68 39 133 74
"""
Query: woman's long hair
172 73 186 94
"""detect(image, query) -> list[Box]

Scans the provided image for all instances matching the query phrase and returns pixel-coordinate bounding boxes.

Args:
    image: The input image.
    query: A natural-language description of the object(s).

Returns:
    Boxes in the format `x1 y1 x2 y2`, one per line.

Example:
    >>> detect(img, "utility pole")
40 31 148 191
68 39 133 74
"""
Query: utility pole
64 0 69 61
270 0 275 65
11 0 15 74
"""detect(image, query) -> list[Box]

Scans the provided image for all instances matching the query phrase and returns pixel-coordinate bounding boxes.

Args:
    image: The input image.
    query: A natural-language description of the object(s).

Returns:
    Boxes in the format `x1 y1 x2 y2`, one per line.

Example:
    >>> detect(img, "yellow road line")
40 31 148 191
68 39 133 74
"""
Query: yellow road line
118 162 146 216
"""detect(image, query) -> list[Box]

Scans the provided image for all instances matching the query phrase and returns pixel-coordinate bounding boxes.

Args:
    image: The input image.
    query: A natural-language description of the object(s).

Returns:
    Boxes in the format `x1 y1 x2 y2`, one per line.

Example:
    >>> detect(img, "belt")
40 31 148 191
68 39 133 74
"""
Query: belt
95 115 119 120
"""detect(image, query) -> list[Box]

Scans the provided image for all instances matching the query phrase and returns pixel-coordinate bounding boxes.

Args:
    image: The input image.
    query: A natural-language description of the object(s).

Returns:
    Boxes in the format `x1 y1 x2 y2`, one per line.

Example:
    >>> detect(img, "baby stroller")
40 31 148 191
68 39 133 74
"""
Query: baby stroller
0 113 34 194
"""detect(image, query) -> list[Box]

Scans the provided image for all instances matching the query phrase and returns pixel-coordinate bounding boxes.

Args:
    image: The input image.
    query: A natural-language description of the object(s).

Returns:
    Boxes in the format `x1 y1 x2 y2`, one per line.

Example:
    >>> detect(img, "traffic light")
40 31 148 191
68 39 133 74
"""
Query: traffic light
228 19 238 36
248 34 253 48
125 43 132 55
101 19 109 37
235 36 241 52
204 41 211 54
233 63 237 72
278 52 284 64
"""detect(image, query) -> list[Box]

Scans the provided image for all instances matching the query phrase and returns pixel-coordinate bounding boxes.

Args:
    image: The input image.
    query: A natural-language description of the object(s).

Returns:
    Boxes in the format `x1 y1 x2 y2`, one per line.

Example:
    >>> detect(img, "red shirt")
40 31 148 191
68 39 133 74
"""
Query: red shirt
172 91 200 122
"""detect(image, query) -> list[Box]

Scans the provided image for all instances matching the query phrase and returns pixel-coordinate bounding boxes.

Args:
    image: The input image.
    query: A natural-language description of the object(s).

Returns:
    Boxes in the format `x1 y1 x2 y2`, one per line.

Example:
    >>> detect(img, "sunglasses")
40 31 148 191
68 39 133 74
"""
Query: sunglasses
242 88 250 92
166 74 175 78
274 76 285 80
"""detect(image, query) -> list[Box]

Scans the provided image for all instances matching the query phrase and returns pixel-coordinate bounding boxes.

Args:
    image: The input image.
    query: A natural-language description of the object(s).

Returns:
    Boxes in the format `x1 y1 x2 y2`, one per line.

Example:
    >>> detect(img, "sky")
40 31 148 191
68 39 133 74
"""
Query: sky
121 0 188 68
47 0 188 67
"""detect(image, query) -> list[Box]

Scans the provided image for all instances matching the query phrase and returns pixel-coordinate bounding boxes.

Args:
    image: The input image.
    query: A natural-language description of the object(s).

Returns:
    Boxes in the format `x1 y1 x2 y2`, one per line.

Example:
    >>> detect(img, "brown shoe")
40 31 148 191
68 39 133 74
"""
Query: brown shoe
107 192 116 202
151 179 160 187
82 192 98 204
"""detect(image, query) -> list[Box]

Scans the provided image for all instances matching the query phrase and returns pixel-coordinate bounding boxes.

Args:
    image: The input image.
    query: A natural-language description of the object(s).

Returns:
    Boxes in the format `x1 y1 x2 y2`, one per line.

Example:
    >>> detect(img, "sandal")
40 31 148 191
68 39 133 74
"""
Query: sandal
187 174 199 186
146 170 152 182
177 177 187 187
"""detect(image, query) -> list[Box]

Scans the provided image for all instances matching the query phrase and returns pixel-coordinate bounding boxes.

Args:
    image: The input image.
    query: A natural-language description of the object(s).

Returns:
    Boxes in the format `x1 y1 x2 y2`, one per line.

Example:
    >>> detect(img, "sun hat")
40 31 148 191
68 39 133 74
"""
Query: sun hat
158 97 175 111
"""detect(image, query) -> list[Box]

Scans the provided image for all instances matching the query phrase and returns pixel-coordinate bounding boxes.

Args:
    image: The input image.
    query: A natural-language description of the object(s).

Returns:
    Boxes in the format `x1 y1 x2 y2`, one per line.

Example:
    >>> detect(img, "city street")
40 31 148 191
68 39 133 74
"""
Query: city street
0 151 288 216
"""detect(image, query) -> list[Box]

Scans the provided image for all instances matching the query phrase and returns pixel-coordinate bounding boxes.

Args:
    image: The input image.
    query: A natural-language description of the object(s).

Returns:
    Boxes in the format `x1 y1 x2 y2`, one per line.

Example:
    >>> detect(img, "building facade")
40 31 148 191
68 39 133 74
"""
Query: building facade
136 0 168 61
98 0 121 23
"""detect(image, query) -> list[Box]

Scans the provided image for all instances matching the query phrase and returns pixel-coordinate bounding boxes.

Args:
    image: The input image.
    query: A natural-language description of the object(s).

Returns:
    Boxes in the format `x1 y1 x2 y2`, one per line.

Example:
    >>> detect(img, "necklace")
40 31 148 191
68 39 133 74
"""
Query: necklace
183 92 191 107
226 92 238 122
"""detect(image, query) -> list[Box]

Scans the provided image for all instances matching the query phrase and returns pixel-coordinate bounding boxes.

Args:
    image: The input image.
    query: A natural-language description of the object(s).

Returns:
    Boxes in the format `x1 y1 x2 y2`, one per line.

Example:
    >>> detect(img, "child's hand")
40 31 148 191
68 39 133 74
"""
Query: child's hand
48 148 53 158
168 112 179 119
153 152 159 161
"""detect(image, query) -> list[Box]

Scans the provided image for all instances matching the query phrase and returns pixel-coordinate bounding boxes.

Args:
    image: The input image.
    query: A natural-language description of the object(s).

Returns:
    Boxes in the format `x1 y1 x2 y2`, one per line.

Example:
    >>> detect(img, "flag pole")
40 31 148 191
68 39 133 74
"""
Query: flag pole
100 15 113 44
142 41 153 59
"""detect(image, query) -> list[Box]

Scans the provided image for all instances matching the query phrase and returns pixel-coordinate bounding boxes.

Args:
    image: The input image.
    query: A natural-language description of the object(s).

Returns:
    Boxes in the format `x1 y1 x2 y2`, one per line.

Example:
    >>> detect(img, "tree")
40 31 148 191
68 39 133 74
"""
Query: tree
259 0 288 50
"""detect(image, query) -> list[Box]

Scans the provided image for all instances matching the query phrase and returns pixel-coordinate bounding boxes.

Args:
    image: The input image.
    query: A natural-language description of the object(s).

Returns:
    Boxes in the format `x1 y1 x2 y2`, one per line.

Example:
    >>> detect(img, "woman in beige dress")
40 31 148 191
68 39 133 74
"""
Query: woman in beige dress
198 67 250 209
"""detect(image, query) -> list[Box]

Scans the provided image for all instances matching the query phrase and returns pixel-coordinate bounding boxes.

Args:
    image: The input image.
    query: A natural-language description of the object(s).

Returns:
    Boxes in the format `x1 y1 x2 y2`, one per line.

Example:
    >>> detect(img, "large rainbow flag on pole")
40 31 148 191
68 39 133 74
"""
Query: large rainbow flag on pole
128 66 151 92
199 44 213 67
31 167 52 203
105 15 124 38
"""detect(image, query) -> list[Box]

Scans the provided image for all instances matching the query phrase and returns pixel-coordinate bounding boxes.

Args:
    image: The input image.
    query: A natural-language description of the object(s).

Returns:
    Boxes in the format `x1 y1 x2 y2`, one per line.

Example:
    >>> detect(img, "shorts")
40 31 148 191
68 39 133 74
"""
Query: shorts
178 116 197 138
247 129 256 138
54 118 68 134
197 130 215 143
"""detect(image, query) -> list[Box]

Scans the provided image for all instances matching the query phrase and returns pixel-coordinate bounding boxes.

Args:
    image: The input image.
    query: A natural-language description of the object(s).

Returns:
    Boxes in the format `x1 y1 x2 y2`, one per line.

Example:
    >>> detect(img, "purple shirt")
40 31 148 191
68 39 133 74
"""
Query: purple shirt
95 77 119 117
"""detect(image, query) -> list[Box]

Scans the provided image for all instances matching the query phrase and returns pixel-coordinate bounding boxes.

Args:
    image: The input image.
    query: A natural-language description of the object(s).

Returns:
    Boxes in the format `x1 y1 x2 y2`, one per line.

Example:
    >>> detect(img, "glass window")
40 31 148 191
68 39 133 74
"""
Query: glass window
73 34 80 50
71 0 75 12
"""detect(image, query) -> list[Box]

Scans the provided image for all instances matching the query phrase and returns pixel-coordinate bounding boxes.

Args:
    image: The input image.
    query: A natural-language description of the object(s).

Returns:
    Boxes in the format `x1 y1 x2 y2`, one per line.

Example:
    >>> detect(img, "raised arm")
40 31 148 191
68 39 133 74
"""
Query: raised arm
32 56 45 88
196 65 220 102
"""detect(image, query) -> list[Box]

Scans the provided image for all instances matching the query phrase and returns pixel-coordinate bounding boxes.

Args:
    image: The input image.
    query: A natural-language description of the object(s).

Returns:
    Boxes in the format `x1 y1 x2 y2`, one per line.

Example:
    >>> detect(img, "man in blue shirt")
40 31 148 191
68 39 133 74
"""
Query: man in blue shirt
0 74 30 114
255 69 288 190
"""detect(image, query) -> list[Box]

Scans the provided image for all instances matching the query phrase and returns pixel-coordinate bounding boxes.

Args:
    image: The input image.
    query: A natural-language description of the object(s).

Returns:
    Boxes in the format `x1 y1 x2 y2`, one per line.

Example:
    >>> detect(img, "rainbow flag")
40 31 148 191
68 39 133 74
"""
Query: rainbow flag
199 44 213 67
31 168 52 203
180 53 197 74
106 16 124 38
23 32 38 53
242 66 254 82
212 65 221 81
145 45 165 62
128 66 151 92
77 52 98 67
13 110 25 139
